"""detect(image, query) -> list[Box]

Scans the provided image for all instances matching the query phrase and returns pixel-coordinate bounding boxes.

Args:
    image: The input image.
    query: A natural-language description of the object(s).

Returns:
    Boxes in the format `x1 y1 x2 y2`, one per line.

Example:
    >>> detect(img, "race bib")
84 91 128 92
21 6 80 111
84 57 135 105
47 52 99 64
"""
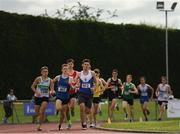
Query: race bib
124 91 129 95
40 88 49 95
141 92 148 96
82 83 91 88
58 86 67 92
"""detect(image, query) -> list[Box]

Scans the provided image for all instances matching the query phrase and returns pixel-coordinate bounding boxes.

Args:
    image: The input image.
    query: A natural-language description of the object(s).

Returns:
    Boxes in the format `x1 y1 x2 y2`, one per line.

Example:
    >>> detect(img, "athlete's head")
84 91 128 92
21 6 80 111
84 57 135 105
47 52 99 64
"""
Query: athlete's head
126 74 132 83
161 76 167 84
112 69 118 78
61 64 68 74
67 58 74 69
9 89 14 95
94 68 100 77
82 59 91 71
40 66 48 77
140 76 146 84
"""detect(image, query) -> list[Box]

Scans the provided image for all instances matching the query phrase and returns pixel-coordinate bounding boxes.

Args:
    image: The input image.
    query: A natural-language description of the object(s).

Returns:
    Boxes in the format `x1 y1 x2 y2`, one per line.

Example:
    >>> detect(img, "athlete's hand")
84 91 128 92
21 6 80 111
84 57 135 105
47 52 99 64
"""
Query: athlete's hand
50 90 56 96
35 91 41 97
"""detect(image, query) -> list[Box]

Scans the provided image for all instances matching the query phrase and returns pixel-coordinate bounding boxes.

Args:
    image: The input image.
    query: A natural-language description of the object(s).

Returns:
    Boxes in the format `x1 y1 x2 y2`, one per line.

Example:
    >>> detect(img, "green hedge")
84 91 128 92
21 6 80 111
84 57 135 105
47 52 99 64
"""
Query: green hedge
0 11 180 99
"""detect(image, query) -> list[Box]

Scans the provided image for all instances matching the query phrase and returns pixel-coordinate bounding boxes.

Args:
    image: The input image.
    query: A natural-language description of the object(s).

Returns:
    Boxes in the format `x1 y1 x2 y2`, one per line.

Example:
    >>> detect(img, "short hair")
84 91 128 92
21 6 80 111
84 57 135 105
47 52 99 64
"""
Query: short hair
82 59 91 64
66 58 75 64
161 76 167 81
94 68 100 74
61 64 68 69
140 76 146 80
127 74 132 78
112 69 118 73
40 66 48 71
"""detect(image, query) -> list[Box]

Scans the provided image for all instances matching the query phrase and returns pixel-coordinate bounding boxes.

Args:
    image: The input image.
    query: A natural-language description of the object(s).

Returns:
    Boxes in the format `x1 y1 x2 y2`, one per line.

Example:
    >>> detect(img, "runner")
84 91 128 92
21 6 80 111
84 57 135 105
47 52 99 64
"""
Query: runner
106 69 122 124
156 76 172 121
122 74 138 122
31 66 54 131
137 76 154 121
98 76 107 116
52 64 72 130
66 59 79 117
92 68 105 127
77 59 97 129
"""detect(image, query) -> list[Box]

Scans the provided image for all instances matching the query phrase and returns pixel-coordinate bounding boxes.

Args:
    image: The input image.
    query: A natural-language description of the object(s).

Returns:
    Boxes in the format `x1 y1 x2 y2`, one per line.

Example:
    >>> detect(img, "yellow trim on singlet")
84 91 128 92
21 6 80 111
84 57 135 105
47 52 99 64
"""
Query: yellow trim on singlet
93 83 101 97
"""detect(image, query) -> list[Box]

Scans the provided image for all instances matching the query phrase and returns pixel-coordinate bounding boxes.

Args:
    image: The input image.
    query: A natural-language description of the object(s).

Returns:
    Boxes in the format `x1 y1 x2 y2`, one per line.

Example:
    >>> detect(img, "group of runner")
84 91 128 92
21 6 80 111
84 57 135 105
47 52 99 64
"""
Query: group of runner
31 58 173 131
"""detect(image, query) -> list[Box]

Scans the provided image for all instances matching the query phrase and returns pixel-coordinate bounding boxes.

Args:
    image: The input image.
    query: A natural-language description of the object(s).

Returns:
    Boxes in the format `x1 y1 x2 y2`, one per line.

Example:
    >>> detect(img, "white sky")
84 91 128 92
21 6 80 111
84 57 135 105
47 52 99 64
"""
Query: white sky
0 0 179 29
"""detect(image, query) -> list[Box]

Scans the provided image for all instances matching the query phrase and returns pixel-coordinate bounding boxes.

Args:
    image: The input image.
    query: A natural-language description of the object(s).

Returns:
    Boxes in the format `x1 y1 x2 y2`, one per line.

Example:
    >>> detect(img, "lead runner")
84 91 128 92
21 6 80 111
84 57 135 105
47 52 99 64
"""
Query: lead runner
31 66 54 131
76 59 97 129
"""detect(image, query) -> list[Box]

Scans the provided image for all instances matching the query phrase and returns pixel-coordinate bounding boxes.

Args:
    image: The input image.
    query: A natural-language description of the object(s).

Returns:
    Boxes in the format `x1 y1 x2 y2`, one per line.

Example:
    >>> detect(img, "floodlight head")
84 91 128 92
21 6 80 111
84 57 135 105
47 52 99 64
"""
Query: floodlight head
157 1 164 9
171 2 177 10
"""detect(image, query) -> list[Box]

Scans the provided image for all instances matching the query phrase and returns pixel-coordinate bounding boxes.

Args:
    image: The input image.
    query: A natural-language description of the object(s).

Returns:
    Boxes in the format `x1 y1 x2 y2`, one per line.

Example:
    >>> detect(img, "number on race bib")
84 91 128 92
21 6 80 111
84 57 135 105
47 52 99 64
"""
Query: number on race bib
58 86 67 92
82 83 91 88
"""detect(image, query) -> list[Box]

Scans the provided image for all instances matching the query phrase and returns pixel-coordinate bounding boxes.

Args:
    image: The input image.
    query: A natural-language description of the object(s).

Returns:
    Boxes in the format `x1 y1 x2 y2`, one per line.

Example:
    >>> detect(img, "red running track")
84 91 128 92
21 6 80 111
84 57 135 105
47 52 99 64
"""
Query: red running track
0 122 145 134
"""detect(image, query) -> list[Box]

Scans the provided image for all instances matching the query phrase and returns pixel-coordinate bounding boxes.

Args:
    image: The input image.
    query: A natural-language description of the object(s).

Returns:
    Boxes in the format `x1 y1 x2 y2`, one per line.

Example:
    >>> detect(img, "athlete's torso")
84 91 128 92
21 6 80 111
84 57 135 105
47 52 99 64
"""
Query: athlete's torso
79 70 94 95
36 77 51 98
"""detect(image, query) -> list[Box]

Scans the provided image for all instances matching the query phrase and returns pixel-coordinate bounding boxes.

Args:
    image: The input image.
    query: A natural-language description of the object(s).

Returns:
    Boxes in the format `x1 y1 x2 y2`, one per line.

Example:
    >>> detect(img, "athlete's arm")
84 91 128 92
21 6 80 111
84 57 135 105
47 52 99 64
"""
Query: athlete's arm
92 71 97 84
52 75 59 83
31 77 41 97
121 82 125 95
168 85 173 96
155 85 160 97
129 84 138 94
137 85 140 94
106 78 114 89
74 72 80 90
147 84 154 99
50 79 55 95
100 78 107 91
118 79 123 91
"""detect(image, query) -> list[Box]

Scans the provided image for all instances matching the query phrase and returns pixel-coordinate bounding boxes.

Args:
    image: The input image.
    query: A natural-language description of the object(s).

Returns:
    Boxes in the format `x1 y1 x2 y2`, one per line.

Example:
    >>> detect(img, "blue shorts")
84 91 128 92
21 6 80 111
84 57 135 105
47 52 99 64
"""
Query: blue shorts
140 96 149 104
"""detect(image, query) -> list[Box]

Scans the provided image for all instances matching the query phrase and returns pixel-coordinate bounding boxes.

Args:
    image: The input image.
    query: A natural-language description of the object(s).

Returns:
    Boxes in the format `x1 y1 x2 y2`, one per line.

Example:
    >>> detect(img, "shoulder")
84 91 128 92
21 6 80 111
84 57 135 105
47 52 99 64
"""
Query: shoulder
166 84 171 88
146 84 151 88
131 83 136 87
107 78 112 82
34 76 41 82
117 79 122 83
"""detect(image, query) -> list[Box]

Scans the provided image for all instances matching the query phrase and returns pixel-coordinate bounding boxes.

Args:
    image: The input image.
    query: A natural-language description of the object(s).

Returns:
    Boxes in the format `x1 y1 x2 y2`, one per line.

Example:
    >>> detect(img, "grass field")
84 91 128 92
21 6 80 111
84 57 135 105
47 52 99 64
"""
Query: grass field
0 99 169 124
100 120 180 132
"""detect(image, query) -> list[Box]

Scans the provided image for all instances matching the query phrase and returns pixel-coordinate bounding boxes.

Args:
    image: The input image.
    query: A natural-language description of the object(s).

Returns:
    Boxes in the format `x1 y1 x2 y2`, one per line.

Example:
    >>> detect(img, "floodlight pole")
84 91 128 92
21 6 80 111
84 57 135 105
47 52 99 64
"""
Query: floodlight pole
157 2 177 84
165 10 169 84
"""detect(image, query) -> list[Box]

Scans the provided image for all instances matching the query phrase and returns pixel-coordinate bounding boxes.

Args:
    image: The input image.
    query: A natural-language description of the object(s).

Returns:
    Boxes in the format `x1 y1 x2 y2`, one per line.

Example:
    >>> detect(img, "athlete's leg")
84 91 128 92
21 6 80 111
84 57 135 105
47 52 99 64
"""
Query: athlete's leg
129 104 134 121
158 102 166 120
142 102 149 121
93 103 98 125
80 102 86 124
109 99 116 121
56 99 62 112
69 97 76 116
59 105 66 130
37 101 48 130
34 105 40 120
122 101 128 120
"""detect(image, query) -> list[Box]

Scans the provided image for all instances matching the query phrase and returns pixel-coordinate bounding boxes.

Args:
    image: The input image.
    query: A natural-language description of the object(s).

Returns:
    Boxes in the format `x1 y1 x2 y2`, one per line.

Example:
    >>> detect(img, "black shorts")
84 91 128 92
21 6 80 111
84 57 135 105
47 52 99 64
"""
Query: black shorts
123 98 134 106
93 97 101 104
158 101 168 106
158 101 168 109
78 92 92 109
34 97 49 106
56 98 70 105
69 93 77 99
108 92 119 102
